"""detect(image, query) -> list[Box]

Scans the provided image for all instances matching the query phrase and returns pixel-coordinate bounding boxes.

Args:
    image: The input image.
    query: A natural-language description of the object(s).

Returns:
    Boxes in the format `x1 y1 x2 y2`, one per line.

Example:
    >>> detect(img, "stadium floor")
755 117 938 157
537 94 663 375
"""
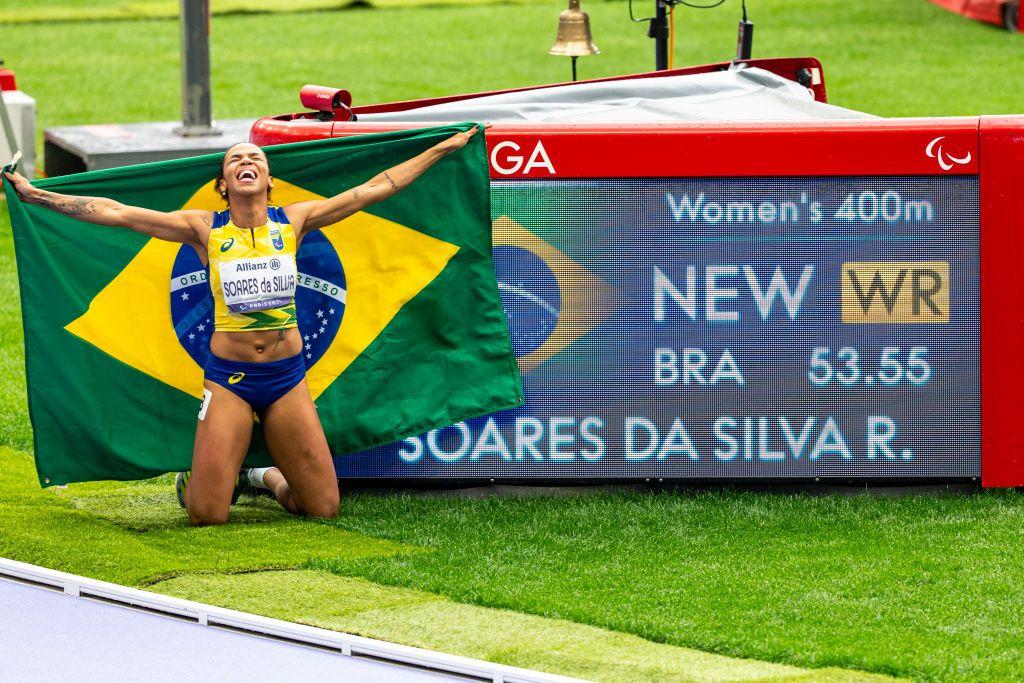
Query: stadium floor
0 577 459 682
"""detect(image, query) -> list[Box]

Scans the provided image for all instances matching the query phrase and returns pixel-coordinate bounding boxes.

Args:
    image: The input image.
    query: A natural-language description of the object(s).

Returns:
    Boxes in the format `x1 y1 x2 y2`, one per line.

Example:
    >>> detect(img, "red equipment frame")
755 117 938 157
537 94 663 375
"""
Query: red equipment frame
0 68 16 92
250 58 1024 487
928 0 1021 31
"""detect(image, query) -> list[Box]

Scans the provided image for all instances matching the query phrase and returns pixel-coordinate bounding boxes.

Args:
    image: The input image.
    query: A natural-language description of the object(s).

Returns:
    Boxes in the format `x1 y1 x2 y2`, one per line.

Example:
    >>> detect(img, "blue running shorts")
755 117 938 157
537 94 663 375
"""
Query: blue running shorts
204 352 306 412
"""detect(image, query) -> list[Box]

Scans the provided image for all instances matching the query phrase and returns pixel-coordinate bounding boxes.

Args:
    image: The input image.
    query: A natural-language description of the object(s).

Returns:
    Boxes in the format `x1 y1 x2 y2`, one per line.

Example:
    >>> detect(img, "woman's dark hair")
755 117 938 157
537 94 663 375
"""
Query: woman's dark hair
214 143 272 205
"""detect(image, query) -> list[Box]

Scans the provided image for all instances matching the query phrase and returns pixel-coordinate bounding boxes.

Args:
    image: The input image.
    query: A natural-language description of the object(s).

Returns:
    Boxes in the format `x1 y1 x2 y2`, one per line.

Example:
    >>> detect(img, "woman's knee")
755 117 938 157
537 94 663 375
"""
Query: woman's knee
303 489 340 519
187 501 230 526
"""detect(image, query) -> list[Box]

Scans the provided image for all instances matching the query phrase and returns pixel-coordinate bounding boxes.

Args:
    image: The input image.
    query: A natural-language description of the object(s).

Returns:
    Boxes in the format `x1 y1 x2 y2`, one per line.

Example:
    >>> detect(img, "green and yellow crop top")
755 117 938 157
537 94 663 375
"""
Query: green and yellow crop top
206 207 298 332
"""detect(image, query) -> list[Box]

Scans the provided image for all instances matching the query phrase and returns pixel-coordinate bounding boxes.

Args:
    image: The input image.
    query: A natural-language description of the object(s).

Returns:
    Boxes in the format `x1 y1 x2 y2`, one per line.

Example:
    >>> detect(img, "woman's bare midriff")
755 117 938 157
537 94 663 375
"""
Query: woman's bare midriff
209 328 303 363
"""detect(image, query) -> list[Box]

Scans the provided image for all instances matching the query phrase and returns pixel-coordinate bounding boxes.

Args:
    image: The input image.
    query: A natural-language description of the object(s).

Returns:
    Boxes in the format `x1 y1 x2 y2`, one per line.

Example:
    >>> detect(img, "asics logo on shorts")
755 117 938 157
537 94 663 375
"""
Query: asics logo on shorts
220 238 235 252
228 372 245 384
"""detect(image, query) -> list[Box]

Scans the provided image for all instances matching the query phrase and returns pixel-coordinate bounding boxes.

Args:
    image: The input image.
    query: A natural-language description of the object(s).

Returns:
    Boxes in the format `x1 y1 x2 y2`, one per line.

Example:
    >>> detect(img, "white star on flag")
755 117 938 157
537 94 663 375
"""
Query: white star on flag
181 292 189 301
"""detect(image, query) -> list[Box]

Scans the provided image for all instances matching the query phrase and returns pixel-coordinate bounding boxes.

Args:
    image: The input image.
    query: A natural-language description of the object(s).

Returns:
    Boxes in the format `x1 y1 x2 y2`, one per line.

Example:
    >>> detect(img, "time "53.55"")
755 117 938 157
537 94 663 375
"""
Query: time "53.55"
808 346 932 387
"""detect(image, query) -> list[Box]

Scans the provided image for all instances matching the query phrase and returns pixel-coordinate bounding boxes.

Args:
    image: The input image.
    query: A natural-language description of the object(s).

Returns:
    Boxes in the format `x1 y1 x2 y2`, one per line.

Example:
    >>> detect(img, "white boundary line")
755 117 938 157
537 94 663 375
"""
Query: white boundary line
0 557 590 683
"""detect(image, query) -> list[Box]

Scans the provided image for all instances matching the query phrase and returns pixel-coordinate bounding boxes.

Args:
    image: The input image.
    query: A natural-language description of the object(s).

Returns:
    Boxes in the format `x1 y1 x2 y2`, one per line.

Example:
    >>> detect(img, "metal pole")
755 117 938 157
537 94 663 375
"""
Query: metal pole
649 1 669 71
175 0 220 136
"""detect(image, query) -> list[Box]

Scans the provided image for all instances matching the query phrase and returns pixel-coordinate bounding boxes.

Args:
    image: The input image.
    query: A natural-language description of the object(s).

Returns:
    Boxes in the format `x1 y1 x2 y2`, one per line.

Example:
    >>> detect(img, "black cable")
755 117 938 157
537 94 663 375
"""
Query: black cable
628 0 654 23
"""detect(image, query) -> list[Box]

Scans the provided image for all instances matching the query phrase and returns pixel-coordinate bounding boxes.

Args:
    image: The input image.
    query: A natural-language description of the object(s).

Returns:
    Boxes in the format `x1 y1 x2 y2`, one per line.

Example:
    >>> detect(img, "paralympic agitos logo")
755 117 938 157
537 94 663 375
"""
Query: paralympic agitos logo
925 136 972 171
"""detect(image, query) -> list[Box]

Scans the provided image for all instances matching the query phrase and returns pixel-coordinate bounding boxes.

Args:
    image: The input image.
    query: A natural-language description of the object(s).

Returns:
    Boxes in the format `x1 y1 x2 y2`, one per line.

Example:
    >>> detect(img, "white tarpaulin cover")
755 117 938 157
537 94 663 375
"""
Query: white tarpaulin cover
0 579 451 682
357 67 875 123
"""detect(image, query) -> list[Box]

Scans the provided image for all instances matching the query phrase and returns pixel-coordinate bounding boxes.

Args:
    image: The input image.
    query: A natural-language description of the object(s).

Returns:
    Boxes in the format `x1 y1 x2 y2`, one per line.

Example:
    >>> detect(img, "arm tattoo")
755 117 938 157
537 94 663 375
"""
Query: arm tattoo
197 213 212 244
350 186 362 202
36 193 99 217
383 171 398 191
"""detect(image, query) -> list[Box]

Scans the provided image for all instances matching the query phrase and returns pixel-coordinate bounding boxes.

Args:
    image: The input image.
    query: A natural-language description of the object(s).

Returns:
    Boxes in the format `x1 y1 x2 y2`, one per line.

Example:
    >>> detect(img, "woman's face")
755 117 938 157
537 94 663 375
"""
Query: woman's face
219 143 272 202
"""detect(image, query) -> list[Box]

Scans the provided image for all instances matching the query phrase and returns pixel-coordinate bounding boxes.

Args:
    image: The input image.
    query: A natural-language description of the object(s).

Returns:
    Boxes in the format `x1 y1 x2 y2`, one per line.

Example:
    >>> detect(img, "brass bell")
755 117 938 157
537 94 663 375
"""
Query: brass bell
549 0 600 58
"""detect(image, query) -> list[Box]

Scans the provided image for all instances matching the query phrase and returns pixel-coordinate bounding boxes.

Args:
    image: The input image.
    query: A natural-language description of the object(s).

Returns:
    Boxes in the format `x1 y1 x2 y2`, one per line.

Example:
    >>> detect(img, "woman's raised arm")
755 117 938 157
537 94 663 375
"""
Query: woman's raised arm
286 124 486 236
3 169 209 246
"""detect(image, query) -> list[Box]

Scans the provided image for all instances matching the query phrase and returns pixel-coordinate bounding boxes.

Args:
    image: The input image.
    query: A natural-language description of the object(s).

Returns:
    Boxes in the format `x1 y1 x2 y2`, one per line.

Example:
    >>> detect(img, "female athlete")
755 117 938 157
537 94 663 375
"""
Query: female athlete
3 125 483 525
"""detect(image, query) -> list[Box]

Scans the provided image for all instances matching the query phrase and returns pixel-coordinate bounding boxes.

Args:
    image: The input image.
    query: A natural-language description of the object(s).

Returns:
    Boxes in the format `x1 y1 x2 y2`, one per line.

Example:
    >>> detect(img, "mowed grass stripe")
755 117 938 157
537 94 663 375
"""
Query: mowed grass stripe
0 447 414 585
0 0 550 25
153 570 900 683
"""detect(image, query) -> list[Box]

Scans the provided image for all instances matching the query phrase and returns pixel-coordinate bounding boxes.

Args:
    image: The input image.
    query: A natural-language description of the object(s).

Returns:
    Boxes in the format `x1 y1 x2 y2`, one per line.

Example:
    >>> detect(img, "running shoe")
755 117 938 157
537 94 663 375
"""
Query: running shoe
234 469 255 500
235 468 275 500
175 471 190 508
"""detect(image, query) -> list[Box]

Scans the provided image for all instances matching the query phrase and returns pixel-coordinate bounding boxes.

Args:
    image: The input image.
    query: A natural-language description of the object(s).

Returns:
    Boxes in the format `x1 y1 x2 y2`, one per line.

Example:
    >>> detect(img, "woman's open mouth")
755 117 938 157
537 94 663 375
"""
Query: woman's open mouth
236 168 258 184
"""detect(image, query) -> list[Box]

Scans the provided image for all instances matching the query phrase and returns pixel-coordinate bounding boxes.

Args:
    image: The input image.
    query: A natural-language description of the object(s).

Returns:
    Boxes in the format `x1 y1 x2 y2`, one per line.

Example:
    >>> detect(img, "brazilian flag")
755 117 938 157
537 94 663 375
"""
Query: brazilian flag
4 123 522 486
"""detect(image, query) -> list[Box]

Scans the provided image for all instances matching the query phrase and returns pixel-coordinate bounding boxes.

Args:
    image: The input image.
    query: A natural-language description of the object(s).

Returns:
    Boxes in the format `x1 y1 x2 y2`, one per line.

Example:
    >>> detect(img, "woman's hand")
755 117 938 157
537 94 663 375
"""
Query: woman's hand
436 122 492 154
2 169 37 203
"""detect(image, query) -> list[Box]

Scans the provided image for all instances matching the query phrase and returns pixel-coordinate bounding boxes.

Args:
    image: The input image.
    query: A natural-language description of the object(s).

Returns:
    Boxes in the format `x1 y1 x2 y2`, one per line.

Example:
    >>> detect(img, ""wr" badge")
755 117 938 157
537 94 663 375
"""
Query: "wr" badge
841 261 949 323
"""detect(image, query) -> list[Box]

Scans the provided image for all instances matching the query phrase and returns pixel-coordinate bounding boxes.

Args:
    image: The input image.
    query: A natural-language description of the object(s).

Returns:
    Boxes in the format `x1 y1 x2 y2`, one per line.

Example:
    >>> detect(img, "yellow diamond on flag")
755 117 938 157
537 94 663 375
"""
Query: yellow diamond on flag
65 179 459 400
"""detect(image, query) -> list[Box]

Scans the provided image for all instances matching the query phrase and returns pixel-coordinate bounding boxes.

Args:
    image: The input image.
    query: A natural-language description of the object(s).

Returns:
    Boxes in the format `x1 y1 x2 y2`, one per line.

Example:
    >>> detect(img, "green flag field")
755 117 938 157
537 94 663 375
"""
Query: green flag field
4 125 522 485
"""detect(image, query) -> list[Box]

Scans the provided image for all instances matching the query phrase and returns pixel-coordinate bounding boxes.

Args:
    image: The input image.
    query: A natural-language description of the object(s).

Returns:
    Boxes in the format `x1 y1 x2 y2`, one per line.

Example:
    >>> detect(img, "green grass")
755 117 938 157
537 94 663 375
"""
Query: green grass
0 443 889 682
1 406 1020 680
0 0 554 25
318 492 1024 681
2 1 1024 681
0 445 414 586
3 0 1023 167
0 215 29 450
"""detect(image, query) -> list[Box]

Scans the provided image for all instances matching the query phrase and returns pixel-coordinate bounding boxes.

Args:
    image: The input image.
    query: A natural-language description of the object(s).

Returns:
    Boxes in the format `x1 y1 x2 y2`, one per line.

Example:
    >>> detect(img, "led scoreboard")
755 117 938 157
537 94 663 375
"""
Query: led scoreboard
479 175 978 477
346 171 981 480
252 88 1024 485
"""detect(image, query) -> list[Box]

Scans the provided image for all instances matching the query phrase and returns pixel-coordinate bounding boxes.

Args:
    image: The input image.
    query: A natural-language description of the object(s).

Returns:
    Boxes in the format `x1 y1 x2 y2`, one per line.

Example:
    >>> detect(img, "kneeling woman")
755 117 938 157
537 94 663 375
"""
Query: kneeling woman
3 126 481 525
